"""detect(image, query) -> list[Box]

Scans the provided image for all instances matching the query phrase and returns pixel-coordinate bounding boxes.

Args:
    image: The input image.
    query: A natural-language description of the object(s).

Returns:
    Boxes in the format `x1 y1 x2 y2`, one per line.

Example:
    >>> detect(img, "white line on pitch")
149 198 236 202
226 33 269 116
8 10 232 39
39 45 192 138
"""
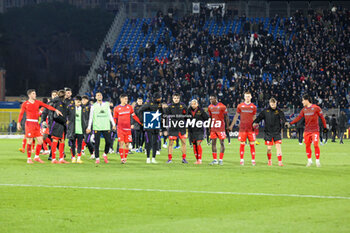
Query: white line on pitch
0 183 349 200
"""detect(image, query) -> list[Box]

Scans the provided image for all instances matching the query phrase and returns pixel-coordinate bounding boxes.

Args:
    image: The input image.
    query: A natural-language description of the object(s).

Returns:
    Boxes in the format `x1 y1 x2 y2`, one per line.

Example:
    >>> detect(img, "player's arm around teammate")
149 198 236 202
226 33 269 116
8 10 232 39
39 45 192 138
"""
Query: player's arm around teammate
17 89 62 164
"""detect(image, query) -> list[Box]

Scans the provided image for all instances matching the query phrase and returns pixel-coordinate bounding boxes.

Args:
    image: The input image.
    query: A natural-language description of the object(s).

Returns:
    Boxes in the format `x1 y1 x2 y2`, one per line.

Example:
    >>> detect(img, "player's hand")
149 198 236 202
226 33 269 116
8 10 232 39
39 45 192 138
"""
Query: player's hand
131 125 134 129
285 122 291 128
86 129 91 134
55 109 63 116
112 125 116 131
253 123 259 129
229 126 233 131
17 122 21 131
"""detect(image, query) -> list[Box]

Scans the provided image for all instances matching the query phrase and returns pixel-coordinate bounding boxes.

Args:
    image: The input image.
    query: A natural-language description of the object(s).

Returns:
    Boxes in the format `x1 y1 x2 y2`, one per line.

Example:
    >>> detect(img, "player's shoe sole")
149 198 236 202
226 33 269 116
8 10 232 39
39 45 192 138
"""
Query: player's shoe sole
27 159 34 164
278 162 284 167
306 162 313 167
151 159 158 164
209 160 218 165
77 159 83 164
182 159 188 164
59 160 69 164
194 160 202 164
51 159 59 164
34 157 45 163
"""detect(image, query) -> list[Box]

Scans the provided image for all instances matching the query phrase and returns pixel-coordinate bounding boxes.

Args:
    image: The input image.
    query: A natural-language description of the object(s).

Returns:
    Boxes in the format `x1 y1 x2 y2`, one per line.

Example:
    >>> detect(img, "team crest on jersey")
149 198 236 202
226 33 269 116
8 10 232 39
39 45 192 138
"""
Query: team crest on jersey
274 110 279 114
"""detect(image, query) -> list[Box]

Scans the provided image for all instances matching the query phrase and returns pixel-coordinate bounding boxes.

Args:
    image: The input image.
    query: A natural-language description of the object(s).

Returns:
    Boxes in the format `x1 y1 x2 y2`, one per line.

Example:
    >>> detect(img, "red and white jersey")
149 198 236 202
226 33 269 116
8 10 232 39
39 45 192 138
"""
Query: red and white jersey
208 102 227 132
113 104 141 131
291 104 326 133
237 102 257 132
18 100 56 122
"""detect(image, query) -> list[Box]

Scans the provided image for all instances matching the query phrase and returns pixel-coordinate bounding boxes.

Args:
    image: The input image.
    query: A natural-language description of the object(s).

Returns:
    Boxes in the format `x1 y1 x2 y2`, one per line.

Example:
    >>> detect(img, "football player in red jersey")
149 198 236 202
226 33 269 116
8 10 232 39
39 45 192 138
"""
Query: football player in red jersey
289 94 327 167
114 94 142 164
17 89 62 164
229 91 257 166
208 95 229 165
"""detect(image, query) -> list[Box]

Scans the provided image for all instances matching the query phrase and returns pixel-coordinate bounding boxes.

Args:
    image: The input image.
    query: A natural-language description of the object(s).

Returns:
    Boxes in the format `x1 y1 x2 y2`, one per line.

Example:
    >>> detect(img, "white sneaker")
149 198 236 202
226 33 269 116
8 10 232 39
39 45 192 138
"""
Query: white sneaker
90 153 95 159
108 148 114 154
146 158 151 164
316 160 321 167
144 150 147 155
156 151 160 155
162 144 168 148
82 150 85 156
152 158 158 164
306 160 313 167
299 143 303 145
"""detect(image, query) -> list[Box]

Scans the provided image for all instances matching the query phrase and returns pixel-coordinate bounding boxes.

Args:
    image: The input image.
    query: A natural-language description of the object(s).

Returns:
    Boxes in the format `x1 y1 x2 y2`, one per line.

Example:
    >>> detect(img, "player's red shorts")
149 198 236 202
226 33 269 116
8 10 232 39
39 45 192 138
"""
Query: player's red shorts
304 132 319 145
118 130 132 143
238 131 256 142
169 132 187 140
210 131 226 140
25 120 42 138
265 139 282 146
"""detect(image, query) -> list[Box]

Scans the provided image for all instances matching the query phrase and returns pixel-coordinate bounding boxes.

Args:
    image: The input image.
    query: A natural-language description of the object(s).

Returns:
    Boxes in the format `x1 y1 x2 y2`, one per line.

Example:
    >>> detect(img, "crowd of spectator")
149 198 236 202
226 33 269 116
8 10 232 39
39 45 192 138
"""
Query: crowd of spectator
90 5 350 110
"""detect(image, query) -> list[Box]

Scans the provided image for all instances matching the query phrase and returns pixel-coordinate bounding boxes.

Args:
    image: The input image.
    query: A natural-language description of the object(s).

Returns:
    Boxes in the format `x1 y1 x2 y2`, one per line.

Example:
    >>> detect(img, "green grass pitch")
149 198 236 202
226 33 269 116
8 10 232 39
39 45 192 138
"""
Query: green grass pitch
0 138 349 233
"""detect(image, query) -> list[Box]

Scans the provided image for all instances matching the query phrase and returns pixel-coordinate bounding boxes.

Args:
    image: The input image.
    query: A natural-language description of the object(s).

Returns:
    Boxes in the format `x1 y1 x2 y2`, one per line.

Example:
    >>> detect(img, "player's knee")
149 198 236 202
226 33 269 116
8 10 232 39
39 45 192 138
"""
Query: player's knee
267 148 272 153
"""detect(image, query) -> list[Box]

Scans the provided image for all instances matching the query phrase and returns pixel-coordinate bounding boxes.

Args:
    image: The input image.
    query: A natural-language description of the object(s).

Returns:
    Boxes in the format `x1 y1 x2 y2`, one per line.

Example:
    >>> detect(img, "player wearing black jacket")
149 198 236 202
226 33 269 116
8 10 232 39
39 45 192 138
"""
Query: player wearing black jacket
50 90 69 164
81 95 95 158
188 99 209 164
66 96 85 163
137 92 163 163
253 98 287 166
133 97 144 152
165 93 188 164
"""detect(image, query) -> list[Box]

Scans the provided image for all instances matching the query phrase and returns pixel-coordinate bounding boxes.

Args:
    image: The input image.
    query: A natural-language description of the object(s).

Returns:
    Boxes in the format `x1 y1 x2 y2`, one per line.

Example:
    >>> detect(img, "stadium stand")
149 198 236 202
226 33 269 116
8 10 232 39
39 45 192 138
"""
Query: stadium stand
87 6 349 109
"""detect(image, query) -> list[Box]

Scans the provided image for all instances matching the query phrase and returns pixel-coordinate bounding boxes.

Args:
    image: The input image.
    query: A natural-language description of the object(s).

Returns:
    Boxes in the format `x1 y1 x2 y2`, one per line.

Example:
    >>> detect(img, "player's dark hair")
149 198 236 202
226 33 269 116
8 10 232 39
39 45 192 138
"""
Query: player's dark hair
269 98 277 103
172 93 180 98
64 87 72 92
95 91 102 96
120 94 128 99
27 89 35 96
51 90 57 94
137 97 143 100
42 97 48 104
74 96 82 101
209 94 217 99
302 94 312 103
57 90 65 100
82 95 89 100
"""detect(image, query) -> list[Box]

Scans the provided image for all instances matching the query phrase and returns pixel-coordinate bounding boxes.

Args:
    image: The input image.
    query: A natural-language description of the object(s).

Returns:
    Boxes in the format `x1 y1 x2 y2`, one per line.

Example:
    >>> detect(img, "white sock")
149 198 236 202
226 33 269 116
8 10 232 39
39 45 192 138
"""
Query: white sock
316 159 320 163
308 158 312 162
96 158 100 161
252 160 255 162
219 159 223 162
240 159 244 162
103 153 107 157
34 155 39 158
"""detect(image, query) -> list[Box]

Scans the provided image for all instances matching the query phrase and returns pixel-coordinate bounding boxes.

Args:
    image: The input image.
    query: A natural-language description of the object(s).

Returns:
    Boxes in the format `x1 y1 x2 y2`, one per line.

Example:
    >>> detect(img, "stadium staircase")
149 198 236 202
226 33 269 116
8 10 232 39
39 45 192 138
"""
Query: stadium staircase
79 4 126 95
